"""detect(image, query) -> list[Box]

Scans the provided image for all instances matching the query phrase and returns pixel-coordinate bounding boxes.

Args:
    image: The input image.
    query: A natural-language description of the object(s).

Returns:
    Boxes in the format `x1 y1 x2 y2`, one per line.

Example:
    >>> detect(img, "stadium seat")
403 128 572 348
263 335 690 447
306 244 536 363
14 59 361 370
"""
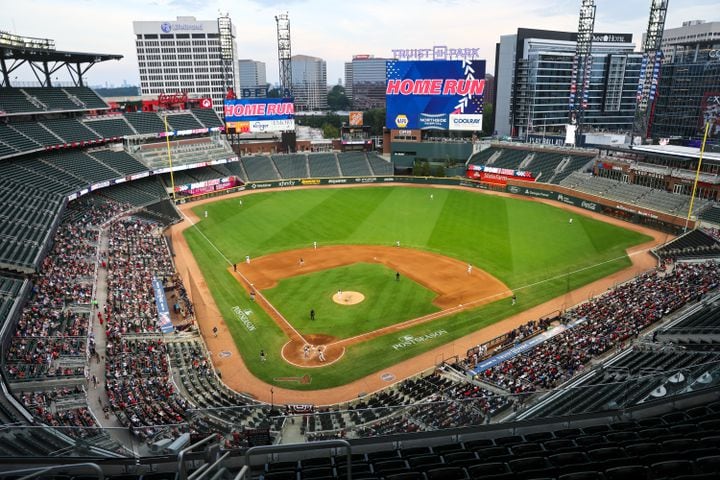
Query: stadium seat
558 472 606 480
466 462 510 478
425 466 469 480
695 455 720 474
549 452 596 475
603 465 649 480
650 460 695 478
384 473 424 480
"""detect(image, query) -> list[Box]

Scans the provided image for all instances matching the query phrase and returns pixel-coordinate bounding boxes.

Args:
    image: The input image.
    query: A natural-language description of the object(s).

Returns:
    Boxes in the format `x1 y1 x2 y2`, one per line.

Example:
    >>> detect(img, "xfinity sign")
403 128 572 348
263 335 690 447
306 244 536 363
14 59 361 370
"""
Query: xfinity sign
449 114 483 131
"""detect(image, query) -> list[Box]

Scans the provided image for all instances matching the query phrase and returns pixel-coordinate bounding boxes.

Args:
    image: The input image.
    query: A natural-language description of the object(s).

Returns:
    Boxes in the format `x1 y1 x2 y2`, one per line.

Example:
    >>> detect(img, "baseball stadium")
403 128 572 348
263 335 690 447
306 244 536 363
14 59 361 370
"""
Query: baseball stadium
3 8 720 480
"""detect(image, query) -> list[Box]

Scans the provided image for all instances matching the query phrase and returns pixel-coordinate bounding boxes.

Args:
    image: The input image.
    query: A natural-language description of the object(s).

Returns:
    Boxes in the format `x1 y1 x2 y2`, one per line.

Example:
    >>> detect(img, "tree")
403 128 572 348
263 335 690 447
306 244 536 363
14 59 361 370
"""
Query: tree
322 123 340 139
363 108 386 136
327 85 350 111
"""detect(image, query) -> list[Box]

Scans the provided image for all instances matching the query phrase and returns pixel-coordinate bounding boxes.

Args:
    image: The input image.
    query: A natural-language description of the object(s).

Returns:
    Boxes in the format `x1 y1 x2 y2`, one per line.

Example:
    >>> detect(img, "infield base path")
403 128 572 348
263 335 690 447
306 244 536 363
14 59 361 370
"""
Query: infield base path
236 245 512 366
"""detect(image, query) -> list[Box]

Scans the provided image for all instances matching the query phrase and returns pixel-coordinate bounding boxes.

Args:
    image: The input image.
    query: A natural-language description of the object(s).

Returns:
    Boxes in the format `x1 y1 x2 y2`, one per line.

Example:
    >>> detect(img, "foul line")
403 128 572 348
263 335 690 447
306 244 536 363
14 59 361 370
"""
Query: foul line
178 208 308 345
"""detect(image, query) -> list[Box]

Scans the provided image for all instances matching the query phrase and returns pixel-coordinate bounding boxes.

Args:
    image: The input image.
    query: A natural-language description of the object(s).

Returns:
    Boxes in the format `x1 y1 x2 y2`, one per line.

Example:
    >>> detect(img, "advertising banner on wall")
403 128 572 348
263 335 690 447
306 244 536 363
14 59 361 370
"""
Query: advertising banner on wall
349 111 364 126
466 164 534 185
386 59 486 131
700 92 720 139
224 98 295 133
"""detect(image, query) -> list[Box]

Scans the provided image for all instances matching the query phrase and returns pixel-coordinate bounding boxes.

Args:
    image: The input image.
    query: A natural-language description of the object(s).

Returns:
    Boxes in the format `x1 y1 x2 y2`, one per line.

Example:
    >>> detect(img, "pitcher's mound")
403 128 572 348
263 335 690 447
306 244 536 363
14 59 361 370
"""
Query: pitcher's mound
333 291 365 305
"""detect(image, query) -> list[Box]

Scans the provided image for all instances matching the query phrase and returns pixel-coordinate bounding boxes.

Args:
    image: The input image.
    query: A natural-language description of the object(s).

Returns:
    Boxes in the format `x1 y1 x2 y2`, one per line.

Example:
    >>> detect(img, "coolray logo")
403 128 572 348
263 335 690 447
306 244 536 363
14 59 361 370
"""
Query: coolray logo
395 114 409 128
328 178 347 184
232 305 256 332
449 114 483 131
508 186 521 194
392 330 448 350
161 23 171 33
278 180 296 187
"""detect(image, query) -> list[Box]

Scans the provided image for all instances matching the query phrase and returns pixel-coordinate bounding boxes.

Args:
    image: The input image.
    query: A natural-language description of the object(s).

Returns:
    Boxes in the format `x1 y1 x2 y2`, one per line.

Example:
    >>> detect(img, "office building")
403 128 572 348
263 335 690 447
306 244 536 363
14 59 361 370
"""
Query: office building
651 20 720 141
344 55 389 110
494 28 642 139
238 59 267 98
291 54 328 111
132 16 238 115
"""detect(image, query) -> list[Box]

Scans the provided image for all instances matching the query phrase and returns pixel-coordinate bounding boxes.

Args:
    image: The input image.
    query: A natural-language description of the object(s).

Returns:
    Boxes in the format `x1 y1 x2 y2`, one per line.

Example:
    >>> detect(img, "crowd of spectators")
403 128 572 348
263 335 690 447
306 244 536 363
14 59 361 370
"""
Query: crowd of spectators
104 218 175 337
463 318 552 371
17 386 101 438
305 372 509 441
101 219 192 439
104 337 190 440
4 199 130 383
475 261 720 394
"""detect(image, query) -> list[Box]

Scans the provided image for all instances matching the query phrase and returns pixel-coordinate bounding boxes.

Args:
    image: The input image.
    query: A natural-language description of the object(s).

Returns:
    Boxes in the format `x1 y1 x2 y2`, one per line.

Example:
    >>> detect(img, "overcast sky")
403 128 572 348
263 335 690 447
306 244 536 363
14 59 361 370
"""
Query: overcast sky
0 0 716 87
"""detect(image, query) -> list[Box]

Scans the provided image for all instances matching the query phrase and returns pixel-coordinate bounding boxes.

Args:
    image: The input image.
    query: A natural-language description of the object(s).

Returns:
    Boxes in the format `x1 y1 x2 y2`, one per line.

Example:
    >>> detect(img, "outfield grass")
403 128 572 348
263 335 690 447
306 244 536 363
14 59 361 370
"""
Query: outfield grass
262 263 440 339
184 186 653 389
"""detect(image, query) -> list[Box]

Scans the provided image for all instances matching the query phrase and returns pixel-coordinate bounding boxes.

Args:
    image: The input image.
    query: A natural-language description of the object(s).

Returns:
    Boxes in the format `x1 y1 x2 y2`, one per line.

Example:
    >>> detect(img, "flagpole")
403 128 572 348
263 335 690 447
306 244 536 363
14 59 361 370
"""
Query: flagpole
685 121 711 232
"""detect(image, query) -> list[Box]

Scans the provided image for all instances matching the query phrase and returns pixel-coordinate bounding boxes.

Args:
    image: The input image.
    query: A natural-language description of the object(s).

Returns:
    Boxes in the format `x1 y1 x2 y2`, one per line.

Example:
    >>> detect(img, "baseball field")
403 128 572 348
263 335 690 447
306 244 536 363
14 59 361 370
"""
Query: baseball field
182 186 653 391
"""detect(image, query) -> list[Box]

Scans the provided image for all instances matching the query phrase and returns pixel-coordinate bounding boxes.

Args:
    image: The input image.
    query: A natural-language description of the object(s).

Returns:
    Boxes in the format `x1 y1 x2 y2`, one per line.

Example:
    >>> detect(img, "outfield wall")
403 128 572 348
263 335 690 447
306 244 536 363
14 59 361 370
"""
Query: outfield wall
175 175 693 233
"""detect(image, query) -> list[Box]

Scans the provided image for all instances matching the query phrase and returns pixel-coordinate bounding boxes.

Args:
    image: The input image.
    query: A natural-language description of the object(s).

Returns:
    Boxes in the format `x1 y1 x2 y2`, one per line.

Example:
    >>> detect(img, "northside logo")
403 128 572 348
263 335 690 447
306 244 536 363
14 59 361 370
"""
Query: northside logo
395 114 409 128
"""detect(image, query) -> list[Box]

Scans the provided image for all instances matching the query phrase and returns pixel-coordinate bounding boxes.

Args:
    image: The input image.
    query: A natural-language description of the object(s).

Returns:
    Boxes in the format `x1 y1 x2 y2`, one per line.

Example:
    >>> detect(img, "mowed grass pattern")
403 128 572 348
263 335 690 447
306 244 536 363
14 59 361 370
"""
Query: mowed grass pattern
262 263 440 339
184 186 653 389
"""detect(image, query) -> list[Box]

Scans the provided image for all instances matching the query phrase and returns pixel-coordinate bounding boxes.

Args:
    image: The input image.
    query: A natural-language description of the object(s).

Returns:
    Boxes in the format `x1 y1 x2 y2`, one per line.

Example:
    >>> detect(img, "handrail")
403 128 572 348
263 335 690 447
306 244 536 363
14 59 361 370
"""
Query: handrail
189 451 231 480
244 439 352 480
233 465 249 480
0 462 104 480
176 433 219 480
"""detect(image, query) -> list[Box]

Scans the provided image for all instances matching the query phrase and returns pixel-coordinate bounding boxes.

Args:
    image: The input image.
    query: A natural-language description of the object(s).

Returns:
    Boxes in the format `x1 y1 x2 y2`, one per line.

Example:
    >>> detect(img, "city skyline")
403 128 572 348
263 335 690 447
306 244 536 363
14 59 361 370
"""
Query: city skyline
0 0 716 89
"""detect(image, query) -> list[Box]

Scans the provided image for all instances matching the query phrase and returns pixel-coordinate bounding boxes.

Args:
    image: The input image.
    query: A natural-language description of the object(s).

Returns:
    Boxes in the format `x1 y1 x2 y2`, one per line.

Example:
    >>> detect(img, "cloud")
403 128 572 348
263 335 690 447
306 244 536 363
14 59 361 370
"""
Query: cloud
0 0 715 87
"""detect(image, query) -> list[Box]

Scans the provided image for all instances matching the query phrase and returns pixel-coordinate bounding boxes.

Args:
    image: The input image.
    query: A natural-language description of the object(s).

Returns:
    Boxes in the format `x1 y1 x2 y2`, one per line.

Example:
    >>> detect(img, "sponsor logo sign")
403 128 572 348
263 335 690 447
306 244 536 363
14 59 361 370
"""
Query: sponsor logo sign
301 179 320 185
386 59 486 131
349 111 363 126
419 113 449 130
392 330 448 350
160 22 204 33
232 305 256 332
391 46 482 61
449 113 483 131
224 98 295 133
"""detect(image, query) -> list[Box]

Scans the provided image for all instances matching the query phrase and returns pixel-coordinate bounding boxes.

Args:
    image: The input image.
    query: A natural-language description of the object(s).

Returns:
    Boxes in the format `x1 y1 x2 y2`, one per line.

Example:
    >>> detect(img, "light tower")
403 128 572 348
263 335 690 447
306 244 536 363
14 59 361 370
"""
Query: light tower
568 0 596 145
633 0 670 143
275 12 292 97
217 13 236 95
